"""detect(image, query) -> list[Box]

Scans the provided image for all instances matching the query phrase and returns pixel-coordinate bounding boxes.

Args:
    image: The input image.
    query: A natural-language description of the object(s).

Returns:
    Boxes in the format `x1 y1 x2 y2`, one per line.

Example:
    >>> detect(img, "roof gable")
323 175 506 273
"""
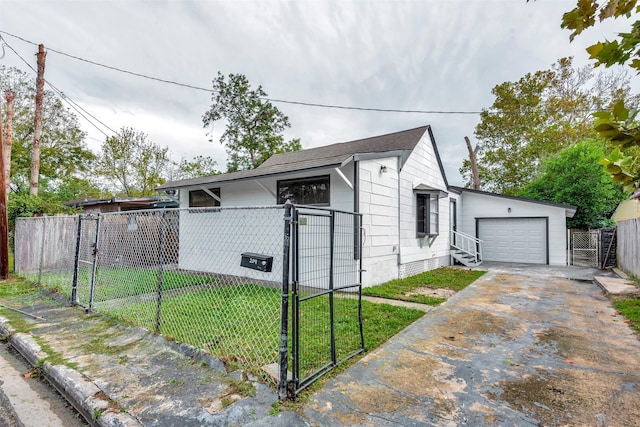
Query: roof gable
259 126 428 168
158 126 430 190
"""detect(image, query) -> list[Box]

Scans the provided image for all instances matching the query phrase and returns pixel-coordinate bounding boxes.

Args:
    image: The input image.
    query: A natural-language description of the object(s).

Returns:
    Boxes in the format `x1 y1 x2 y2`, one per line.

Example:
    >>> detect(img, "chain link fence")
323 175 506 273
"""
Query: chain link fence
570 230 599 267
15 205 364 398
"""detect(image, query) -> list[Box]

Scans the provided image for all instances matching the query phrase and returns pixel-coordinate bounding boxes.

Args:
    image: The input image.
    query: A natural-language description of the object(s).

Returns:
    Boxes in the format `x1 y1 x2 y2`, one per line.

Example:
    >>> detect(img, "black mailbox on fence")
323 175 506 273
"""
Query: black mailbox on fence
240 252 273 272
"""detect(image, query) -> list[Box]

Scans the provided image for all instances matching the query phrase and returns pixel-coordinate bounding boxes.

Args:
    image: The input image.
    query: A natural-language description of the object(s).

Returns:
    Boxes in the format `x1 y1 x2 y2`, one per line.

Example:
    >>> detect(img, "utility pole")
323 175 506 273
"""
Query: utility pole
30 44 46 197
4 90 14 194
0 91 9 279
465 136 480 190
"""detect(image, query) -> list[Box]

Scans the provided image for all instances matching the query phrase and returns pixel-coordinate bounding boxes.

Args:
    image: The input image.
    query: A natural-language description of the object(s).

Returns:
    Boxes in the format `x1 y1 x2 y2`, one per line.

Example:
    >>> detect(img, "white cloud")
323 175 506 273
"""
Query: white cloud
1 0 636 188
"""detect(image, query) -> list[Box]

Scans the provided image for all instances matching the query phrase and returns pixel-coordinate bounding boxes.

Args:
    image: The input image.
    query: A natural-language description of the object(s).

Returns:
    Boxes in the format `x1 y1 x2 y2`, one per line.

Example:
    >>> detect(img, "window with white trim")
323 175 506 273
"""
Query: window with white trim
189 188 221 207
277 175 330 205
417 193 439 237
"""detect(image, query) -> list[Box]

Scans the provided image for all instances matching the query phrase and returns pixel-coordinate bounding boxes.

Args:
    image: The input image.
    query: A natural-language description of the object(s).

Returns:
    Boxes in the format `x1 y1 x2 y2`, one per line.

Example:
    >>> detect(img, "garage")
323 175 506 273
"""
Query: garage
478 217 548 264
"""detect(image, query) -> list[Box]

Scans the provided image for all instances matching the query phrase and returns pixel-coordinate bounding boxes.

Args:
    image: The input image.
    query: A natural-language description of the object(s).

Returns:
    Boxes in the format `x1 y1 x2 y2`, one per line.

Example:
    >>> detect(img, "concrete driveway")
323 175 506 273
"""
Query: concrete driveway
304 264 640 426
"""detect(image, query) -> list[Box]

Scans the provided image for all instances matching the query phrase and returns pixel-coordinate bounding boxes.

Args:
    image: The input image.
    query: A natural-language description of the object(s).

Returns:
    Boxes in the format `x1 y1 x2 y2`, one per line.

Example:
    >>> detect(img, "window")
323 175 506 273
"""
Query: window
277 175 330 205
189 188 220 207
417 193 439 237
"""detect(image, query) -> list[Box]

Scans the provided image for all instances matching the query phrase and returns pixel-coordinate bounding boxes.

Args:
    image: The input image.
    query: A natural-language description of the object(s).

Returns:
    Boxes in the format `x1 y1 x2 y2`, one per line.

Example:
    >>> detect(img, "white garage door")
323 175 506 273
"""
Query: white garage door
478 218 547 264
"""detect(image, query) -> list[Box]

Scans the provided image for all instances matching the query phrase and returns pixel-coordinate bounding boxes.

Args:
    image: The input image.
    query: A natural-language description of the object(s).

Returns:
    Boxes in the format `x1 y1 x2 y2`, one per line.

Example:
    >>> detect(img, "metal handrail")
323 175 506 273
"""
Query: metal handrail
450 230 483 264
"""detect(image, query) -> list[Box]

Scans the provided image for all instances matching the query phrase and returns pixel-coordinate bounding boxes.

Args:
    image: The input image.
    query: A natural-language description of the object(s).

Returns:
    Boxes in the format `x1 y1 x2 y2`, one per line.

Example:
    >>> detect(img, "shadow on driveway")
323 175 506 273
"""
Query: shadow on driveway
304 264 640 426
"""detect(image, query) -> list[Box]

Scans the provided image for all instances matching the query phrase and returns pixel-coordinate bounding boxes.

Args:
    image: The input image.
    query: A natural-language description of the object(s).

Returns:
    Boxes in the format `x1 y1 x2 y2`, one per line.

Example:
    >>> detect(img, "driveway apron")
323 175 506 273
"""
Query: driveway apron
304 265 640 426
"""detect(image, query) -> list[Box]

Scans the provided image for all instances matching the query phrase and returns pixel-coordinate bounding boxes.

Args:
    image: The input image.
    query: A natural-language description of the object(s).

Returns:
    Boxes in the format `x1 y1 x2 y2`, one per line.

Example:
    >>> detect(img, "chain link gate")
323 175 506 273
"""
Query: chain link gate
570 230 600 267
71 215 99 309
288 205 364 397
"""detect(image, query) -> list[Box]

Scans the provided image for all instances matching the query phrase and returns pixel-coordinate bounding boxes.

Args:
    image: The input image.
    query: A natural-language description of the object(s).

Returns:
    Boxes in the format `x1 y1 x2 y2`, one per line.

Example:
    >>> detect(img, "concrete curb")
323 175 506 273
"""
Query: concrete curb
0 316 141 427
593 276 640 297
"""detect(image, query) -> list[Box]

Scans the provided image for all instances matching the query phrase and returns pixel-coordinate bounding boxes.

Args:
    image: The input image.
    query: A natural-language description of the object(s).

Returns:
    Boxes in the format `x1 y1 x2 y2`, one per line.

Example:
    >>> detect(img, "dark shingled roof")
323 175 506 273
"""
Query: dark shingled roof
158 126 429 190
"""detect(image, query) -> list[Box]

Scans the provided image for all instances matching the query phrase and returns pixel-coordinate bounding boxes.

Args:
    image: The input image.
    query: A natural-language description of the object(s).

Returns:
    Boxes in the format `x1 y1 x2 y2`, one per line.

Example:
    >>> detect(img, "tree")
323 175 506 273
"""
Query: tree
170 155 220 181
96 127 170 196
202 72 301 172
0 66 94 193
517 140 627 229
466 57 636 194
561 1 640 190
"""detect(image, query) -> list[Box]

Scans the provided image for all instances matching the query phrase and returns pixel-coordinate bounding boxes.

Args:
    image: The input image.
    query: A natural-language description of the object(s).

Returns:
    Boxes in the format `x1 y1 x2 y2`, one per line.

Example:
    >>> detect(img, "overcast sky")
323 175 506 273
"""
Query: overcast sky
0 0 635 186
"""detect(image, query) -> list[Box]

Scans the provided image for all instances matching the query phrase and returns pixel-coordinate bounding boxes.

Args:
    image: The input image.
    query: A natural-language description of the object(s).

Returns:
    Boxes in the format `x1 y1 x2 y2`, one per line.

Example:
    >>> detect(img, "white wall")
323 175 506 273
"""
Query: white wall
176 165 357 287
358 157 400 286
397 133 450 276
458 191 569 265
357 132 453 286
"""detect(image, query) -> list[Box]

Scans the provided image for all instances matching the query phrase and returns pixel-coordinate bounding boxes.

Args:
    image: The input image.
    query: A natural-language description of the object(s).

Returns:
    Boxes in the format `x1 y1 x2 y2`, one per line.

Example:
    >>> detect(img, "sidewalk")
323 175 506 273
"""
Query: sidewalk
0 291 307 427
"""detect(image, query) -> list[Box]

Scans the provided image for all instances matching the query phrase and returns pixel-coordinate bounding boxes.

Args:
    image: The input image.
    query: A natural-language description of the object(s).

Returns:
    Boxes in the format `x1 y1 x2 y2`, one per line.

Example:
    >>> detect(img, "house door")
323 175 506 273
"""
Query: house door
450 199 457 245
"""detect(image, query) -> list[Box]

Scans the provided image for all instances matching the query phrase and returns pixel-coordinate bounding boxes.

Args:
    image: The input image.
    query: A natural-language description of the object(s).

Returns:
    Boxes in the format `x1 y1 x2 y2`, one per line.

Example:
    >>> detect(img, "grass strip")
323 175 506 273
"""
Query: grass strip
362 266 486 305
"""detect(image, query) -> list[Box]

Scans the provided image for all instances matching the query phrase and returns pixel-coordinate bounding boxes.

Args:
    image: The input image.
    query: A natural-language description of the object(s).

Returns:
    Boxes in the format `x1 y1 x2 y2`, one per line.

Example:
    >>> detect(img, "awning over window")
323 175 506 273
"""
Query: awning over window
413 184 448 198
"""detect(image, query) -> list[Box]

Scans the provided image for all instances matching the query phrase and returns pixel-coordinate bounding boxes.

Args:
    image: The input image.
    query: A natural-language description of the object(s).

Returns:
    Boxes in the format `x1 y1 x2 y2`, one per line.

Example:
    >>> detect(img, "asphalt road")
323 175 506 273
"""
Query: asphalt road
0 342 88 427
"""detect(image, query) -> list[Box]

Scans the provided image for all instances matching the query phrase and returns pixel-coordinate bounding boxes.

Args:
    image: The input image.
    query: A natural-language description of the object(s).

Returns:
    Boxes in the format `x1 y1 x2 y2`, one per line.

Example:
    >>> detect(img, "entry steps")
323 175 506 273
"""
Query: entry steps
450 230 483 267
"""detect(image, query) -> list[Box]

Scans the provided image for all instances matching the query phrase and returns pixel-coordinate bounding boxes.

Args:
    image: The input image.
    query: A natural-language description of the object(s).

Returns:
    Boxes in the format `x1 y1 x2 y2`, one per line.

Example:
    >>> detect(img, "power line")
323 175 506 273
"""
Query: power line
0 30 489 115
0 30 624 117
1 36 119 138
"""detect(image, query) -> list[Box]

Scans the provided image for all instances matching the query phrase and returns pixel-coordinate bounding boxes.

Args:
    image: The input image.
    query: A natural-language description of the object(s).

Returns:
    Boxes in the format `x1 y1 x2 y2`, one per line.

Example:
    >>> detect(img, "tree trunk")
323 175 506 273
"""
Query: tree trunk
4 90 15 195
30 44 47 197
465 136 480 190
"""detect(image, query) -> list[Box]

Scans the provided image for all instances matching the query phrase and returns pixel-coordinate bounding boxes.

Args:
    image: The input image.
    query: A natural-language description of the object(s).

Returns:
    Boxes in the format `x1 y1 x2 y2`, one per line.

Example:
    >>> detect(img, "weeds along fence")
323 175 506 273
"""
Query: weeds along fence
14 204 364 399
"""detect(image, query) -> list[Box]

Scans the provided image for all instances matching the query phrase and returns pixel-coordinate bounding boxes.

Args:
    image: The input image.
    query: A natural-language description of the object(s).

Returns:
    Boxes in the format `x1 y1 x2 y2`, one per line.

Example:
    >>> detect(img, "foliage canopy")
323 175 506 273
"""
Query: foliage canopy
202 72 301 172
561 0 640 190
517 140 627 229
465 57 635 195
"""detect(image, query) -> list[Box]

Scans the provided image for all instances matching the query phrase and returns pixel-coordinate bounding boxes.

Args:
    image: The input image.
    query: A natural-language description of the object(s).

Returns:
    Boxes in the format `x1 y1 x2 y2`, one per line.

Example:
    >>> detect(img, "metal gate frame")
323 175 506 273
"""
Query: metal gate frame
71 215 100 310
286 204 364 398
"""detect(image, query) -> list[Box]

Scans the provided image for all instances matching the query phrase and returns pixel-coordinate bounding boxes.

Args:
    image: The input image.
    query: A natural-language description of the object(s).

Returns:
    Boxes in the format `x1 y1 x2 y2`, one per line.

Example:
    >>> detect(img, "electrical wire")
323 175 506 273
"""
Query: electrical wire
0 30 625 117
0 30 490 115
1 36 120 138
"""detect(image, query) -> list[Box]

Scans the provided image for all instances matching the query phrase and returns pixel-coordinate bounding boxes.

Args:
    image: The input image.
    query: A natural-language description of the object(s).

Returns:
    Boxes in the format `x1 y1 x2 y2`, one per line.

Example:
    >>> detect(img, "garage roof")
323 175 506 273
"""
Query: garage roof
449 186 577 218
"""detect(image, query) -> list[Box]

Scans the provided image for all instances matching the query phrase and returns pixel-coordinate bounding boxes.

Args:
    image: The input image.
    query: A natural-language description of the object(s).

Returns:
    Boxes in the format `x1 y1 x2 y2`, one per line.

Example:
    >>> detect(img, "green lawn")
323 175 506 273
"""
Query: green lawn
2 268 425 385
362 266 486 305
100 284 424 376
614 297 640 334
41 266 213 302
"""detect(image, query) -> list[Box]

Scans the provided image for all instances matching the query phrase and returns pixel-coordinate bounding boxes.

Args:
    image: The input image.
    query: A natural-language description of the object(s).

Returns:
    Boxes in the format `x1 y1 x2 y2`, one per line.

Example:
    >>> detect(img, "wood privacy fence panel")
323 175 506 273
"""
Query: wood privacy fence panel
15 216 79 275
617 218 640 277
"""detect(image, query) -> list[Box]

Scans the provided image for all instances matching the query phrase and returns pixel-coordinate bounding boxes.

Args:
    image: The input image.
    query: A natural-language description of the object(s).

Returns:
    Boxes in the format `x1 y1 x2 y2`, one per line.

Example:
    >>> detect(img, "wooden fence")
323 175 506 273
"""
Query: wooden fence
617 218 640 278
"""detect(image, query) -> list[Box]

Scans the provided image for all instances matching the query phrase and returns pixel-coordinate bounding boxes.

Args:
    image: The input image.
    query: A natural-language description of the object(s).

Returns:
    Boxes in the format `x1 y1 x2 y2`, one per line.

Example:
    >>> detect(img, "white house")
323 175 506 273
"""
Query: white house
158 126 576 286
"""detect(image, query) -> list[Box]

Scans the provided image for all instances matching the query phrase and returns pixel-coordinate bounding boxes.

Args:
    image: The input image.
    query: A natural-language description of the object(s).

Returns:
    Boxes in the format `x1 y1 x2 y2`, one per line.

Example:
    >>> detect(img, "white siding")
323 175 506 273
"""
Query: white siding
357 132 453 286
458 191 568 266
177 166 356 284
358 158 400 286
397 133 450 272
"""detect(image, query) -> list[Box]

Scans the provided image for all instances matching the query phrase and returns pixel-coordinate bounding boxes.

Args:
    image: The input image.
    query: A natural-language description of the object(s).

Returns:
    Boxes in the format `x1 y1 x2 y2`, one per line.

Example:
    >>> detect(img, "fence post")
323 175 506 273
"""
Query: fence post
278 201 292 401
357 214 365 350
329 211 336 366
88 214 101 313
71 216 83 305
37 216 47 284
156 210 167 334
